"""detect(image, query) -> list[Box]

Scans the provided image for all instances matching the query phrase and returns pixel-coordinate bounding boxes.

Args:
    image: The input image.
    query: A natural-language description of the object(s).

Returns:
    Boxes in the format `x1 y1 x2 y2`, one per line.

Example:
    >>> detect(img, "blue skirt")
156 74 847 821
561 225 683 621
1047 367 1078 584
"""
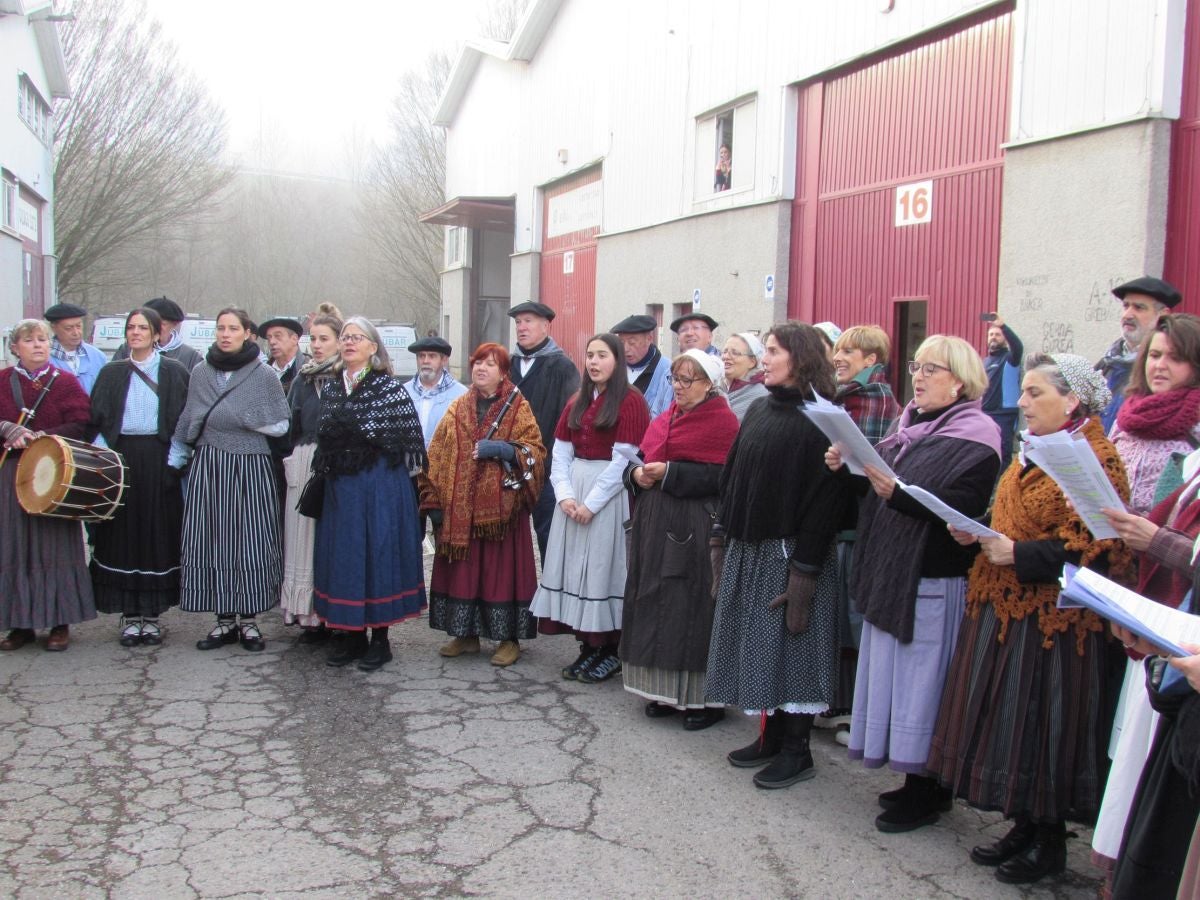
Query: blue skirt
312 460 426 630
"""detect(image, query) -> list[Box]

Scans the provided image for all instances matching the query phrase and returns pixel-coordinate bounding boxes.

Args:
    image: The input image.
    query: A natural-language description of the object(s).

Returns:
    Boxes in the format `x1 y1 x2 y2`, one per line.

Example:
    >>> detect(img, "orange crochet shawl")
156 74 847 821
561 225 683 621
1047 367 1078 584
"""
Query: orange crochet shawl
419 382 546 561
965 416 1133 653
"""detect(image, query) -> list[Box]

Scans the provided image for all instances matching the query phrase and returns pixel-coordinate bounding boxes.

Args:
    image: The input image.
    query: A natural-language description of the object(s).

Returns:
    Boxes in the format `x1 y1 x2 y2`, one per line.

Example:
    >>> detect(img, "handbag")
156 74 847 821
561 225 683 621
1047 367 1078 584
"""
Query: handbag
296 471 326 518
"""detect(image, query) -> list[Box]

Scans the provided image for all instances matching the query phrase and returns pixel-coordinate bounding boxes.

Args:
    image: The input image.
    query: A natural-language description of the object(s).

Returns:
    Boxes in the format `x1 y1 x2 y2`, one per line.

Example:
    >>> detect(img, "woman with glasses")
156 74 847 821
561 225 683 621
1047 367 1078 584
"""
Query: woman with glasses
311 317 427 672
620 350 740 729
532 333 651 683
720 333 768 422
826 336 1000 832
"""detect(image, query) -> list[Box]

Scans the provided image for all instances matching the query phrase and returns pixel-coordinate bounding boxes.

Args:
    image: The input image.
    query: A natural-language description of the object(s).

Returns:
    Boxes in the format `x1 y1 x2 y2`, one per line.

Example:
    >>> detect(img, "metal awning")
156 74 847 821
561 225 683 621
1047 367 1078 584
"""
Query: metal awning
419 196 515 231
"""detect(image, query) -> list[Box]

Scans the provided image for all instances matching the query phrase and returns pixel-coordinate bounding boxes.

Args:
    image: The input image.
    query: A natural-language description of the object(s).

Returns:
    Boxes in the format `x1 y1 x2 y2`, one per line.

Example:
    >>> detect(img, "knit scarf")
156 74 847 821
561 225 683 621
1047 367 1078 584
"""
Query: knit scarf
420 380 545 560
315 370 426 478
727 371 765 393
1116 387 1200 441
407 368 458 400
640 394 738 465
965 416 1133 653
206 342 260 372
299 355 338 385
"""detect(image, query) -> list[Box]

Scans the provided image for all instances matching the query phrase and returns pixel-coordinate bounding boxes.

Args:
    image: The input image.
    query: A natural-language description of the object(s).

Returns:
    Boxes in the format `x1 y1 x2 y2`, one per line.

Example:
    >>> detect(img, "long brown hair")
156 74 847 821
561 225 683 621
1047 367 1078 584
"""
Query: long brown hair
766 321 837 400
1128 313 1200 397
568 333 630 430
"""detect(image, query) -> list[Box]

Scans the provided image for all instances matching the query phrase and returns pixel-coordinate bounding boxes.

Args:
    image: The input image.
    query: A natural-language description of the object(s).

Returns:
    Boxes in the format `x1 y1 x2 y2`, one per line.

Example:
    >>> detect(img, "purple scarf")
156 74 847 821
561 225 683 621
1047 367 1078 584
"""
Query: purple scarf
877 398 1001 464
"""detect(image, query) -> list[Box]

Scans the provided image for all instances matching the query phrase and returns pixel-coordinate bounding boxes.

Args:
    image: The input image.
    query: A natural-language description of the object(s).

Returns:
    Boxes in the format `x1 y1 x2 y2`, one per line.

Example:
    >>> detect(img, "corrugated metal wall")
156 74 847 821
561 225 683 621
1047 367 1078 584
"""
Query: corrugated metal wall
541 167 602 365
792 6 1012 355
1166 0 1200 314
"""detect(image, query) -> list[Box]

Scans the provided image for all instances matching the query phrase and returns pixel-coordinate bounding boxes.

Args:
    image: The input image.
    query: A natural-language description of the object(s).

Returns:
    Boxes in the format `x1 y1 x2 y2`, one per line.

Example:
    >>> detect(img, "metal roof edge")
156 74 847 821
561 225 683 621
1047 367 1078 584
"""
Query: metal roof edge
29 15 70 98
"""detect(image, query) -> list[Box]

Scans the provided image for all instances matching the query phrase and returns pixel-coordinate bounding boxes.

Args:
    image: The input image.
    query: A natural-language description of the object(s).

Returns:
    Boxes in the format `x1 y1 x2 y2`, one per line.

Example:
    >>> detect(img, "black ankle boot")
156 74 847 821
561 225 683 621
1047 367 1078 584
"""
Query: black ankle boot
326 631 369 667
357 629 393 672
970 816 1036 866
994 820 1066 884
874 774 951 832
752 712 815 789
728 712 784 768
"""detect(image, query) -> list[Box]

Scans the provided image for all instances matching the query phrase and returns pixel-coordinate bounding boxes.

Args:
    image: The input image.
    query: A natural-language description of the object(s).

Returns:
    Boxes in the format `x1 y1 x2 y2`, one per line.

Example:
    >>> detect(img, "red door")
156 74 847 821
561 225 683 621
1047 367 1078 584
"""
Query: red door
1165 0 1200 313
540 167 601 366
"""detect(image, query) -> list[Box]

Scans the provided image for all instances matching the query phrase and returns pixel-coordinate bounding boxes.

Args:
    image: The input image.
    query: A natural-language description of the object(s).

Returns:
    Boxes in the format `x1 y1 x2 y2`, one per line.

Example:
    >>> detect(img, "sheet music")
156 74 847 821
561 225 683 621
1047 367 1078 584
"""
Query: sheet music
1023 431 1125 540
1058 565 1200 657
895 480 1003 539
800 394 896 478
616 444 643 467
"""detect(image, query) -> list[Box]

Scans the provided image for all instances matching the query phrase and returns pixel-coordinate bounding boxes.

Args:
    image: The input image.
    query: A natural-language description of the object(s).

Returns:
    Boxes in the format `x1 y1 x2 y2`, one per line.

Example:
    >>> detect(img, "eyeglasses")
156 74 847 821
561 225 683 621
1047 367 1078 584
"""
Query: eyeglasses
906 360 951 377
339 333 370 345
670 374 702 387
721 349 749 358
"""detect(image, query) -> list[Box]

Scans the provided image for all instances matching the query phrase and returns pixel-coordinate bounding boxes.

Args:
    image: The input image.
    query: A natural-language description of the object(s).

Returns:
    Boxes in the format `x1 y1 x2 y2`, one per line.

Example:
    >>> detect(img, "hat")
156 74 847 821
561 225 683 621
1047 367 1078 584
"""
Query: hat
507 301 556 321
409 336 452 356
144 296 185 322
1111 276 1182 309
43 303 87 322
669 312 719 333
259 317 304 337
681 348 723 385
611 314 657 334
733 331 766 361
814 321 843 344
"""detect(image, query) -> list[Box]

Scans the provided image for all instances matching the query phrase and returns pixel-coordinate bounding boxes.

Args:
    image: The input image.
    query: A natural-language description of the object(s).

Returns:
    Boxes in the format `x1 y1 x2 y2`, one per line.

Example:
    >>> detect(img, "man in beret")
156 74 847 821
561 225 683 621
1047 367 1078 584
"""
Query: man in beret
260 317 309 395
670 311 720 357
508 300 580 560
44 303 107 394
403 336 466 446
1095 276 1182 431
611 314 672 417
114 296 203 372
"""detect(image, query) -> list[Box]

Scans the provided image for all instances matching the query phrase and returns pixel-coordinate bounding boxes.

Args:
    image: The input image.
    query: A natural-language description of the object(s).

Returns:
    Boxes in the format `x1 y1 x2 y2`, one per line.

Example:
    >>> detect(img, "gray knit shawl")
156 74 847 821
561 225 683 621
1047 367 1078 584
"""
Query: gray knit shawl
172 359 289 455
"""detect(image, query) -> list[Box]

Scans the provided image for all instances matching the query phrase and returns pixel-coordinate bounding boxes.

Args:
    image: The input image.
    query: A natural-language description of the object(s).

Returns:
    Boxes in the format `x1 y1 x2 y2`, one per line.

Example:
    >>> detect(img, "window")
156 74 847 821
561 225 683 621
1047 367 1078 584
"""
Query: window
695 97 757 200
16 75 53 145
1 176 16 234
444 225 470 269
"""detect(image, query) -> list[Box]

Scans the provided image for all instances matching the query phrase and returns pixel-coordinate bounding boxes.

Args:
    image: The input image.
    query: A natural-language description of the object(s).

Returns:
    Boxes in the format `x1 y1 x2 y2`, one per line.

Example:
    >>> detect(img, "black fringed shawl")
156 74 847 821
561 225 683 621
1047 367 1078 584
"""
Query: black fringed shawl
314 370 426 478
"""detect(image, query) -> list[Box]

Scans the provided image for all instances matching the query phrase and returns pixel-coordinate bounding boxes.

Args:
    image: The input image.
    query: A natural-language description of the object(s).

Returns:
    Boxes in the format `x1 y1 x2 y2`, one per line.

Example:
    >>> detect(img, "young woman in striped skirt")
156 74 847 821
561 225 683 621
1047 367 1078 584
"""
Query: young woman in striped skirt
169 308 290 652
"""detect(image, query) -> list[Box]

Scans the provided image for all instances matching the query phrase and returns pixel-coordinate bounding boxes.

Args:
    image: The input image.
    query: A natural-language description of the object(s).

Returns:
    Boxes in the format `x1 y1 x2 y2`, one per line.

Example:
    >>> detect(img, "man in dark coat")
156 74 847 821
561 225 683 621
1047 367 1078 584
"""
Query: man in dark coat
508 301 580 560
114 296 204 372
260 317 310 396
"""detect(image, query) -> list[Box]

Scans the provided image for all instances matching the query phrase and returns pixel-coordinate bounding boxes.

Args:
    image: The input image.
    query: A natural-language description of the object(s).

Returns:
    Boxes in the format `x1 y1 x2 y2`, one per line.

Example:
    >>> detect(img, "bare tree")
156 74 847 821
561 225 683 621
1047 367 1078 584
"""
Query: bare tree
54 0 229 304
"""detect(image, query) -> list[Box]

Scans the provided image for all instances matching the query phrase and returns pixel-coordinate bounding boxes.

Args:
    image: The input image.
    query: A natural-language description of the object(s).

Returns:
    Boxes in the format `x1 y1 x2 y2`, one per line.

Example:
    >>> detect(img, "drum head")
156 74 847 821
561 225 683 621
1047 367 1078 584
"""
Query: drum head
15 436 72 515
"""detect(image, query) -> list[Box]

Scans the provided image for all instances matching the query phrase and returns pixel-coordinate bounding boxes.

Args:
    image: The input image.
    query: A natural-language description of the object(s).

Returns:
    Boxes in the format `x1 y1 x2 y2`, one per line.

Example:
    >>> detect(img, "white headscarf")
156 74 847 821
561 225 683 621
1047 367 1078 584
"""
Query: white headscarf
681 348 723 385
734 331 766 363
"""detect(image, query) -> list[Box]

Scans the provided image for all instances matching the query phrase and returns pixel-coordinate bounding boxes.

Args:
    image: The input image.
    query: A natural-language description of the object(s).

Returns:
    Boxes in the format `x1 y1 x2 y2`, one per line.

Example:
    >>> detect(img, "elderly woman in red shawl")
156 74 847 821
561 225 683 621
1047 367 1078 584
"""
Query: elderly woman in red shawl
619 349 740 731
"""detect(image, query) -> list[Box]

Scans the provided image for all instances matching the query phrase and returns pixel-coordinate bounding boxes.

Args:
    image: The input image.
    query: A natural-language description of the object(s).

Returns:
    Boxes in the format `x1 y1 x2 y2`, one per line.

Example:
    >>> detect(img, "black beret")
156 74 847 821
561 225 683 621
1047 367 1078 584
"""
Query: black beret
409 336 452 355
669 312 719 333
144 296 185 322
507 301 556 321
1111 276 1182 309
611 314 658 334
259 317 304 337
43 303 87 321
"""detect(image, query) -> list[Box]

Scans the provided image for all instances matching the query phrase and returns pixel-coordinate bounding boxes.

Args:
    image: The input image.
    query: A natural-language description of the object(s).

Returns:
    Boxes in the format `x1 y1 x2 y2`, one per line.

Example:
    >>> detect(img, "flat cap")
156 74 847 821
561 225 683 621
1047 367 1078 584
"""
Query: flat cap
144 296 185 322
259 317 304 337
507 301 556 320
669 312 718 333
611 314 658 334
1112 276 1182 309
409 336 452 355
43 303 87 321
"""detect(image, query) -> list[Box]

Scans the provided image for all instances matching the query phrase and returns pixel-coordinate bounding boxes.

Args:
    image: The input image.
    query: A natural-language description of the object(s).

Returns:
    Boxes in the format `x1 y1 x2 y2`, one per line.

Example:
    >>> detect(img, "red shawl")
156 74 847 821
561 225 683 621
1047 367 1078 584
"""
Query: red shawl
640 394 739 465
1137 473 1200 610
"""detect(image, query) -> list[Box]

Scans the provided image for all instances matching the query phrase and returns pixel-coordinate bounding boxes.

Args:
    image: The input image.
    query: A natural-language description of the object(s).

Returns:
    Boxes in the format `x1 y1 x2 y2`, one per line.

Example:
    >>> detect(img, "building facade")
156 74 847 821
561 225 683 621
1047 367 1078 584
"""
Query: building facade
429 0 1197 384
0 0 68 340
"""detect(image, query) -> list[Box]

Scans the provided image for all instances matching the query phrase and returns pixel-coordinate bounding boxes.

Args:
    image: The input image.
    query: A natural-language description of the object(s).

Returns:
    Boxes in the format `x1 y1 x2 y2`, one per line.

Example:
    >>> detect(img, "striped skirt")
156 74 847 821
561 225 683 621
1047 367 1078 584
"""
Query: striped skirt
179 446 282 616
279 441 319 625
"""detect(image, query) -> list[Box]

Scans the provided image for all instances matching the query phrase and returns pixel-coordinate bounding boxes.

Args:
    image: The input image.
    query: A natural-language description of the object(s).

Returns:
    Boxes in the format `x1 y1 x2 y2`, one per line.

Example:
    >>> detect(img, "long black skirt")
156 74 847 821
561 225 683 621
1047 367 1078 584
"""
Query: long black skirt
90 435 182 617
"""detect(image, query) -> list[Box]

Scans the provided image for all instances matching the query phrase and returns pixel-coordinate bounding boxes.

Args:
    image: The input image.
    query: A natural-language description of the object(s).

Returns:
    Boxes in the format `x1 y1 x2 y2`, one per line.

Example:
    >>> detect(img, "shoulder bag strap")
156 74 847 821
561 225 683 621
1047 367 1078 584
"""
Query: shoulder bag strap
188 372 251 448
128 362 159 396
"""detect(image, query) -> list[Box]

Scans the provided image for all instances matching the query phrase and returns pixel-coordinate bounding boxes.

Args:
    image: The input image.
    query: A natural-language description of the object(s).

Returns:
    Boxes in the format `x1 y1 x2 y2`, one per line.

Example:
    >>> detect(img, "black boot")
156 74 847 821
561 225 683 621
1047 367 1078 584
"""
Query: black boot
358 628 393 672
874 774 951 832
994 820 1066 884
326 630 369 667
752 712 815 789
970 816 1035 866
727 712 784 768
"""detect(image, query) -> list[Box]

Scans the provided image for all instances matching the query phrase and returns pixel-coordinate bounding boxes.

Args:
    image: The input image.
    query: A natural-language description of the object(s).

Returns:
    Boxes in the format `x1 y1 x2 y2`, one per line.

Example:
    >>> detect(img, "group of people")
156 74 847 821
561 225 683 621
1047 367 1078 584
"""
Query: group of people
3 275 1200 894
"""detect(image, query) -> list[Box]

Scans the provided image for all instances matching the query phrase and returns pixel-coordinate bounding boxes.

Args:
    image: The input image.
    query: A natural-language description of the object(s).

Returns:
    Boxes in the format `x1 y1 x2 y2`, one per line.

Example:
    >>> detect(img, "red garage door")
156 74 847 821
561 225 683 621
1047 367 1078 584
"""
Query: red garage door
789 5 1013 373
1165 0 1200 313
540 167 601 366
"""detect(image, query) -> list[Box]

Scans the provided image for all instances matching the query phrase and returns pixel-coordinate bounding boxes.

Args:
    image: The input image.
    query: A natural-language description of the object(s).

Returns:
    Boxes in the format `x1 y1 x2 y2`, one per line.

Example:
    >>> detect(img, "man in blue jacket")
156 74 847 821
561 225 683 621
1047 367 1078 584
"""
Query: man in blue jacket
611 314 672 417
981 314 1023 473
45 303 107 395
403 336 467 446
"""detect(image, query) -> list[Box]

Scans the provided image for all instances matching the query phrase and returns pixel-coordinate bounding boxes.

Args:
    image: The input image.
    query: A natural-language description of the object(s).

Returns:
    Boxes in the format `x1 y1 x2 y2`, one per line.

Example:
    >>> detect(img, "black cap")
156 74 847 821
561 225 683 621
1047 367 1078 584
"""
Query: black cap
611 314 657 334
144 296 185 323
1112 276 1182 309
259 317 304 337
507 301 556 321
409 336 452 356
669 312 719 333
43 303 87 321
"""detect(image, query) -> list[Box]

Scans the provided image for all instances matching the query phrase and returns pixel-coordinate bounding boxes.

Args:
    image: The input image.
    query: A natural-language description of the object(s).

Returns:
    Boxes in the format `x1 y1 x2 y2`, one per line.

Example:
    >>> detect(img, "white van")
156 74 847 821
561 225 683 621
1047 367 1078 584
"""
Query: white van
375 323 418 379
91 314 217 360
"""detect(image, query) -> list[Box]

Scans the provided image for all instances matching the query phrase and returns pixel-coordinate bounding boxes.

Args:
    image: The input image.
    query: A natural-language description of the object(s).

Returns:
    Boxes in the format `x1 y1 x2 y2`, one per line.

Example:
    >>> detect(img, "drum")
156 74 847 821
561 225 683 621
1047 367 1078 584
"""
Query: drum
15 435 126 521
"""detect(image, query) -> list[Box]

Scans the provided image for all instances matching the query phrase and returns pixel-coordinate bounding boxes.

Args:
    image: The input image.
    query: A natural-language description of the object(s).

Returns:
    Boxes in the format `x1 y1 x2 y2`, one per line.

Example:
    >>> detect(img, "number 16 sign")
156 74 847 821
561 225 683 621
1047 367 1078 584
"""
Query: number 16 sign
895 180 933 227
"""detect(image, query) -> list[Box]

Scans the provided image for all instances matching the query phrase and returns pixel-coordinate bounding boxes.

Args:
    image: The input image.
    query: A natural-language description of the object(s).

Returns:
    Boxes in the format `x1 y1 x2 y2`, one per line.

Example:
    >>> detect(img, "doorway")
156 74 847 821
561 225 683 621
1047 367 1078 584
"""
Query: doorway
893 298 927 406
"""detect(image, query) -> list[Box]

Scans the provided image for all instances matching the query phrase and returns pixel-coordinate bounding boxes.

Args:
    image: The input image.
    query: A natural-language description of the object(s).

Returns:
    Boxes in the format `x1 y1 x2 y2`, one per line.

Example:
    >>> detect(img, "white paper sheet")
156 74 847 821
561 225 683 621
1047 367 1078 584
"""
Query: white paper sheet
616 444 643 467
800 394 896 478
895 479 1003 539
1059 565 1200 657
1023 431 1125 540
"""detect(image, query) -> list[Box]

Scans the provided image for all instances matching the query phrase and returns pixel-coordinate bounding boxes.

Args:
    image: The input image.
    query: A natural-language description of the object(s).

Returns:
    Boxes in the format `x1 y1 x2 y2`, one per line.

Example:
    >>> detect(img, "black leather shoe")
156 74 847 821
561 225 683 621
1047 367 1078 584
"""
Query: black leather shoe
357 639 393 672
297 626 329 645
326 633 369 667
644 701 678 718
683 708 725 731
970 818 1036 866
994 825 1066 884
238 620 265 652
196 621 238 651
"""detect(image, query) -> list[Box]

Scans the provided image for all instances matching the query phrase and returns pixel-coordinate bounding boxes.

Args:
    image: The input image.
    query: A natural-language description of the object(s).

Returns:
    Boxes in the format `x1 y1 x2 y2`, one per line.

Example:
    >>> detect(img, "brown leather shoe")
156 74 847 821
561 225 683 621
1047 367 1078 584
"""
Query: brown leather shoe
45 625 69 652
0 628 35 651
490 640 520 667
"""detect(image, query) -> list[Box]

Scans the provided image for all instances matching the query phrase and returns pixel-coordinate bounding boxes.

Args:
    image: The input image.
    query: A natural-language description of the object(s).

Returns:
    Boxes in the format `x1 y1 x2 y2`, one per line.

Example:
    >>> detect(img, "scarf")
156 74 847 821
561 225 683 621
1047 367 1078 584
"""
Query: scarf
727 371 765 393
965 416 1133 653
512 335 566 363
1096 337 1138 376
1136 472 1200 611
1116 387 1200 441
878 397 1001 463
407 368 458 400
160 329 184 353
300 355 338 384
420 380 545 560
314 370 426 478
15 364 53 383
628 344 658 372
49 338 79 373
206 341 261 372
641 394 738 465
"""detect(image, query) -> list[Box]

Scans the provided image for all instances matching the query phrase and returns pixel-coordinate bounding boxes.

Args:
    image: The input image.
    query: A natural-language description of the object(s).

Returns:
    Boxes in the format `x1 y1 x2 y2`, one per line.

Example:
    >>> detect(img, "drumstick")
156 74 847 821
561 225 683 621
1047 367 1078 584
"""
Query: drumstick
0 369 59 472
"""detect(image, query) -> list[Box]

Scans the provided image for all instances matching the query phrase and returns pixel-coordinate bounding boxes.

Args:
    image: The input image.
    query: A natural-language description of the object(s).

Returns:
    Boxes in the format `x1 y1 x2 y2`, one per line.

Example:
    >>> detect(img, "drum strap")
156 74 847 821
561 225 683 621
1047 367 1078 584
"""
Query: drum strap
8 371 21 411
128 364 159 396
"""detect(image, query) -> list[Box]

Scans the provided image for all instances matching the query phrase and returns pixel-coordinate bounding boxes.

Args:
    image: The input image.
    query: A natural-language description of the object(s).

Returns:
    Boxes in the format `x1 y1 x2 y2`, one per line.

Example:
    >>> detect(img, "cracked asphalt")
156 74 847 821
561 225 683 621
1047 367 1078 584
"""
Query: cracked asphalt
0 563 1106 898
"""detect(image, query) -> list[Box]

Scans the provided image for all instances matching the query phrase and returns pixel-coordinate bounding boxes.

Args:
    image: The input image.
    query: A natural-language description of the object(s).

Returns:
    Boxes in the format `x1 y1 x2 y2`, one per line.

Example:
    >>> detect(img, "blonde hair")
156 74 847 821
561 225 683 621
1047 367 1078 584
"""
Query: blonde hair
913 334 987 400
10 318 50 352
834 325 891 367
